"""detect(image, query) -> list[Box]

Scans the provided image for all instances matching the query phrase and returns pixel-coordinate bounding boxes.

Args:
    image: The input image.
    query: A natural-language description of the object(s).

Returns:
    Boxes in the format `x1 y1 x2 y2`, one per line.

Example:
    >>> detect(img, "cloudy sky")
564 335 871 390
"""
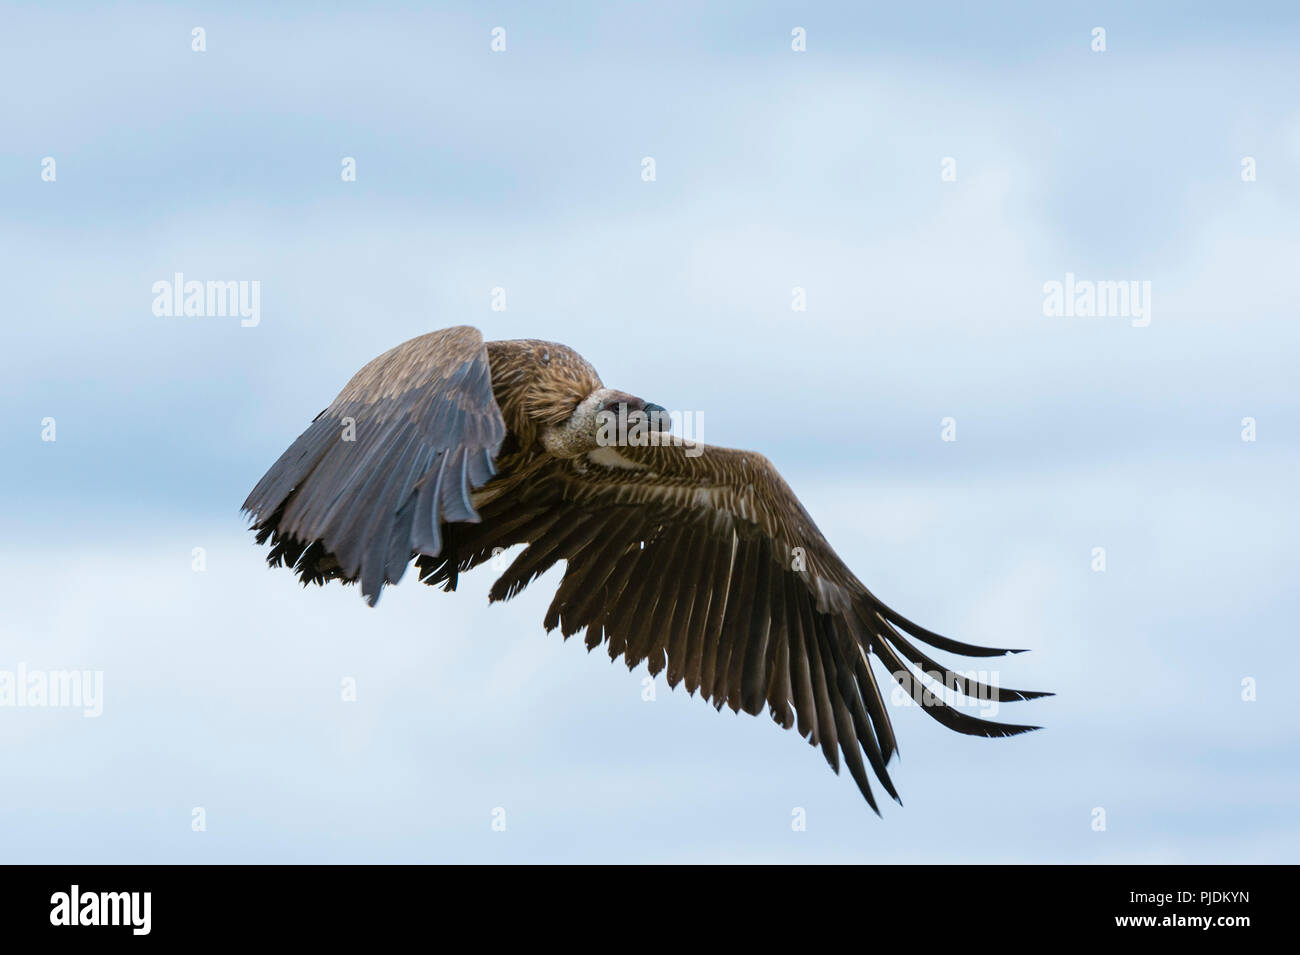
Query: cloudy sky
2 1 1298 862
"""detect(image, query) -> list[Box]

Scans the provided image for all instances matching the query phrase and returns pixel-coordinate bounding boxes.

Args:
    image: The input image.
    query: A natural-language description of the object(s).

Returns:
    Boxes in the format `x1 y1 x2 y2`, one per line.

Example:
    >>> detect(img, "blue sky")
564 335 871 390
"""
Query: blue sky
2 1 1298 862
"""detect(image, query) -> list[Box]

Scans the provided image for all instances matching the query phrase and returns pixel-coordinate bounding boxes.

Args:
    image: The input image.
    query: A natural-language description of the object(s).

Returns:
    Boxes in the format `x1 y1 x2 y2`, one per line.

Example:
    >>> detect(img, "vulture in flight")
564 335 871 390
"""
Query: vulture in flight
243 326 1047 810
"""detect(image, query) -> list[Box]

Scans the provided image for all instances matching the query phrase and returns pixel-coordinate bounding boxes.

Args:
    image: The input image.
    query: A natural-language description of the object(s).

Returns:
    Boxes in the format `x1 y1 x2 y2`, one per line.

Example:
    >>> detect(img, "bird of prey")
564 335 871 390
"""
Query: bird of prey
243 326 1047 810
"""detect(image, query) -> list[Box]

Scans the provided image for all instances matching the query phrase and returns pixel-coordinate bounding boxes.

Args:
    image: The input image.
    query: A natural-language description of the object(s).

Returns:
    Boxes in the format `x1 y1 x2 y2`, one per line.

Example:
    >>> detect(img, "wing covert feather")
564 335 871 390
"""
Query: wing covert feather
243 326 506 605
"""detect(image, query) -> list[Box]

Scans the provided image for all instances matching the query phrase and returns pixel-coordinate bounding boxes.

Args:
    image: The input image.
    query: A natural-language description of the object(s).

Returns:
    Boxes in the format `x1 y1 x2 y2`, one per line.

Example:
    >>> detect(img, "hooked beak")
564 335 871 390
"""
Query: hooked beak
642 402 671 432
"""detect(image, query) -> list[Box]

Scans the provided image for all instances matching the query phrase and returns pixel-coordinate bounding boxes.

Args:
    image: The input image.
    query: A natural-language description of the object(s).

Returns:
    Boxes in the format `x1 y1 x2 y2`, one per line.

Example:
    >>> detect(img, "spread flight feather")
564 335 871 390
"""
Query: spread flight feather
243 326 1049 811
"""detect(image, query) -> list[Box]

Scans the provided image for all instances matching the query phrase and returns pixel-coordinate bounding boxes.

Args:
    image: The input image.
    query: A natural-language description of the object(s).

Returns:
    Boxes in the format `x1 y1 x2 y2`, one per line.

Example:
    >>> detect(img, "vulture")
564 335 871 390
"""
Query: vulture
243 326 1047 810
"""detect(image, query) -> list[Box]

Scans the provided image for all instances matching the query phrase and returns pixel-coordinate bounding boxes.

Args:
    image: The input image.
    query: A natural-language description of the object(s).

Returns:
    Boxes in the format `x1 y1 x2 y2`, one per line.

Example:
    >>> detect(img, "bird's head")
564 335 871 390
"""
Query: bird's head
541 388 671 458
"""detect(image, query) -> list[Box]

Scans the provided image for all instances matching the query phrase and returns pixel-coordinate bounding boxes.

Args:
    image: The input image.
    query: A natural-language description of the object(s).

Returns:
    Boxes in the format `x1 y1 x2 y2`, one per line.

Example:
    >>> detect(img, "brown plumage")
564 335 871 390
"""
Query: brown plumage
243 325 1049 811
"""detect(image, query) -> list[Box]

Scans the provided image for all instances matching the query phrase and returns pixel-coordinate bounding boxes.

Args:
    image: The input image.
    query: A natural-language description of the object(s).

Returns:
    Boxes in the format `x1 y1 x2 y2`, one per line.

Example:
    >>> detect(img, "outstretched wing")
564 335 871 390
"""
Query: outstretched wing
243 326 505 605
418 435 1049 811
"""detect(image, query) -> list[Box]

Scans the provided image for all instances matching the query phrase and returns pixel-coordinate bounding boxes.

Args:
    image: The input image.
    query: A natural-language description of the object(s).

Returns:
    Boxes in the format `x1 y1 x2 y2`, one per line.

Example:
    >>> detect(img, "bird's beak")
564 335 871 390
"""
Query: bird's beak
643 402 671 432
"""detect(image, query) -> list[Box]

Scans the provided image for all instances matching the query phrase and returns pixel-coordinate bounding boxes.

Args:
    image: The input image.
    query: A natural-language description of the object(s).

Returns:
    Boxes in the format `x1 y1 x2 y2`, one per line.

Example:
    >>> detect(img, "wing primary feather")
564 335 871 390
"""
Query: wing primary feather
874 612 1052 702
607 541 664 666
663 526 708 689
872 638 1043 737
438 447 479 524
290 414 396 559
827 663 879 814
827 617 899 803
697 530 739 701
384 492 418 586
764 565 795 730
860 592 1026 657
784 573 819 741
642 524 694 675
711 537 755 710
803 611 841 771
467 447 496 486
681 534 724 695
626 523 688 671
738 538 774 716
357 423 427 603
411 453 448 557
241 414 338 519
851 652 899 764
317 418 411 579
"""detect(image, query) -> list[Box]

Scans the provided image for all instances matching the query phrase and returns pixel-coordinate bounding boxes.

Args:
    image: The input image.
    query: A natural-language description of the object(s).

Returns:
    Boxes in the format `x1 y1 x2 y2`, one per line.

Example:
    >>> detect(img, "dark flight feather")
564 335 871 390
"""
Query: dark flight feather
244 325 1048 809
